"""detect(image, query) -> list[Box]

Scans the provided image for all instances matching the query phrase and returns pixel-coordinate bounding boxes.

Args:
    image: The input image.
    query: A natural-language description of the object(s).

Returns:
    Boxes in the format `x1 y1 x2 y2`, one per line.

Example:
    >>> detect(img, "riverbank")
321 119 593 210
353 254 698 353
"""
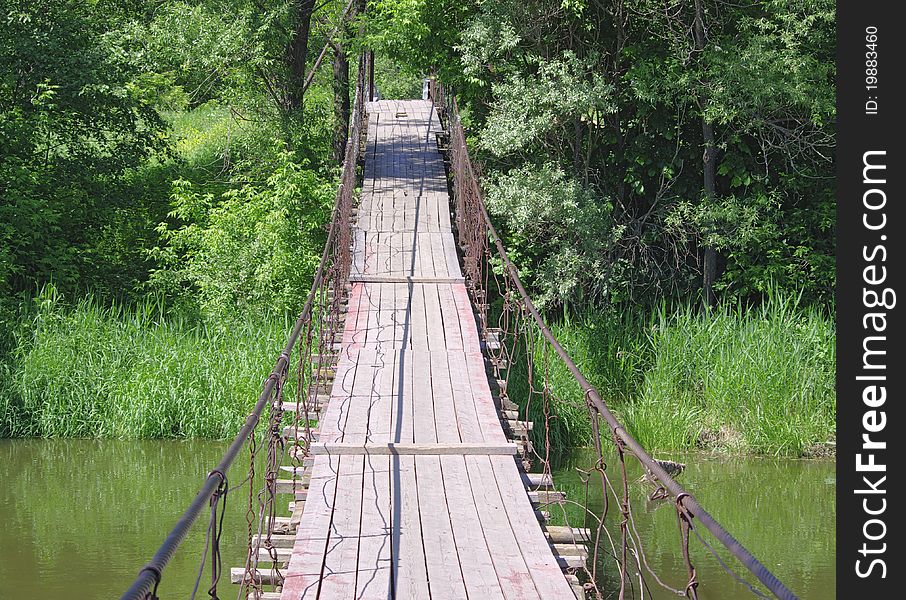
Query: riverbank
518 293 835 458
1 290 834 457
0 292 287 438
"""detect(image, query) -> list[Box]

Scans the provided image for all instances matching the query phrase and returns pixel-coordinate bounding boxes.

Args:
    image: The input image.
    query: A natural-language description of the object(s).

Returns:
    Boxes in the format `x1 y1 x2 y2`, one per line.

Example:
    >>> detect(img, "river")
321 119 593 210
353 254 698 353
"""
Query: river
0 440 834 599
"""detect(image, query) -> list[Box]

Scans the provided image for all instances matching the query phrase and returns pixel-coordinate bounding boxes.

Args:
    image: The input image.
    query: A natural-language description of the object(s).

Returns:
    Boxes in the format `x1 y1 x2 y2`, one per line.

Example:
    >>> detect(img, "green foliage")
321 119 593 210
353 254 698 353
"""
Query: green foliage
526 292 835 456
1 0 166 298
150 149 333 317
1 287 288 438
485 164 620 307
372 53 424 99
365 0 473 84
432 0 837 308
479 51 613 158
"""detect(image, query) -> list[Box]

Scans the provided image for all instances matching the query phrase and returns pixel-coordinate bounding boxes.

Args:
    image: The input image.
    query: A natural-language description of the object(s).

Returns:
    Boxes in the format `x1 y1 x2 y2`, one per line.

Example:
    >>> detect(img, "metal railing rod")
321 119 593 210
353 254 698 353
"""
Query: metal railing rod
444 89 797 600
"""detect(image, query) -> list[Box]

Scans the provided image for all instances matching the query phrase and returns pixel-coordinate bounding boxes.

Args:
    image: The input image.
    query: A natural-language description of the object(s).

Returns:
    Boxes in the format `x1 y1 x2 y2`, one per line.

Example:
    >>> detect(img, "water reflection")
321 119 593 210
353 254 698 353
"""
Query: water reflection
546 448 835 599
0 440 834 599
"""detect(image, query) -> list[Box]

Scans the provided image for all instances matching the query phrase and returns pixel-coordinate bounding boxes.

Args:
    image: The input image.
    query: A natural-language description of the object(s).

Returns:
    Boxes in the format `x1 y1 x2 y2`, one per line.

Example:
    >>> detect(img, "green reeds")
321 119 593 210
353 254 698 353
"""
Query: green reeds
1 288 292 439
516 290 835 457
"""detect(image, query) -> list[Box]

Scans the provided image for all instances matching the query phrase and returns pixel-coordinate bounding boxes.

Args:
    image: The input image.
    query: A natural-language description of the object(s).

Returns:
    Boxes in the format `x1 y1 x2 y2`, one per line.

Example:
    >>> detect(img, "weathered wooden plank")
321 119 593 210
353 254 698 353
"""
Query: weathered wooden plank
446 350 485 443
430 350 462 444
440 454 507 599
465 455 542 600
279 455 341 600
393 455 430 599
308 442 519 455
355 453 392 598
318 454 365 599
491 455 578 598
416 455 469 599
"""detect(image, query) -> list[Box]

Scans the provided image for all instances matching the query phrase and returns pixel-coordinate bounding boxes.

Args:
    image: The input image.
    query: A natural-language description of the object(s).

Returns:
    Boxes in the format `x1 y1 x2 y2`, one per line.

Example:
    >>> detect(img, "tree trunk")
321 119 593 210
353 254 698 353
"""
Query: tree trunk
285 0 316 113
693 0 717 306
332 42 350 164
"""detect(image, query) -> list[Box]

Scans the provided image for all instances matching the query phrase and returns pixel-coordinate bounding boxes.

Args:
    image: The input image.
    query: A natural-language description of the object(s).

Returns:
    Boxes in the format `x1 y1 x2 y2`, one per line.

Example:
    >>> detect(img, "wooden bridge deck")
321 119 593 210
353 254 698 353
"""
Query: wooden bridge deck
278 100 577 600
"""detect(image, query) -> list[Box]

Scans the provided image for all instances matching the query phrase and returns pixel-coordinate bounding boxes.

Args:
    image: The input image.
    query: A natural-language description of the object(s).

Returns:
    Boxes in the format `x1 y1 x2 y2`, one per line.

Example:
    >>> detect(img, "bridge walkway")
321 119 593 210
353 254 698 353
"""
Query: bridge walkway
277 100 578 600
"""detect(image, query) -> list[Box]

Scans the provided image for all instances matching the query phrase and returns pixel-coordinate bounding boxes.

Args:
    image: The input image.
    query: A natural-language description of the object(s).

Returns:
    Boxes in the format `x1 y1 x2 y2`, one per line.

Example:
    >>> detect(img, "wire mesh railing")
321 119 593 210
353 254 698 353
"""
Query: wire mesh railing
430 79 798 600
119 50 371 600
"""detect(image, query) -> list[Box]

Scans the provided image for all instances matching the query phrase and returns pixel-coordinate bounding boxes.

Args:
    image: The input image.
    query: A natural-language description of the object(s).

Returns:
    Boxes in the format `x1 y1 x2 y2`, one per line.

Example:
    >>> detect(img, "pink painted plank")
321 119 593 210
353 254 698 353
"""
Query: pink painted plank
465 455 542 600
490 455 578 597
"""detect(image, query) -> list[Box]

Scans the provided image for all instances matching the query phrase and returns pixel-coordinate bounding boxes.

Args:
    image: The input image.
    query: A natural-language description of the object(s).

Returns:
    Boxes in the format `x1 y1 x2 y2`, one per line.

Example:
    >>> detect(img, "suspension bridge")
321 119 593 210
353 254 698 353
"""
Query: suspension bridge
122 55 797 600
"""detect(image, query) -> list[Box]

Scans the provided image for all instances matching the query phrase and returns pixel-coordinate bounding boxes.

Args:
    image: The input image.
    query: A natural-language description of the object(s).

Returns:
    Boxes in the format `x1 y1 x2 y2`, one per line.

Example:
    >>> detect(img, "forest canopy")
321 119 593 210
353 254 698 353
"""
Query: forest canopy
368 0 836 310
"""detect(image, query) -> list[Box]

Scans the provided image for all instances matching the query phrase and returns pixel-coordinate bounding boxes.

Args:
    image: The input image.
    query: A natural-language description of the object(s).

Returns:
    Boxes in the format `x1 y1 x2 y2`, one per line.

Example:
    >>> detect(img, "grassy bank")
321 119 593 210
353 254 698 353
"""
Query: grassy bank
0 291 288 439
518 293 835 457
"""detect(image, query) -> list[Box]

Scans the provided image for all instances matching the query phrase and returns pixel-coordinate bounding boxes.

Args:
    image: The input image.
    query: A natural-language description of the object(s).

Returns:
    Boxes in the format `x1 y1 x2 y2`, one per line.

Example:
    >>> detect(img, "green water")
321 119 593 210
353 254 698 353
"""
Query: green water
0 440 834 599
546 447 835 599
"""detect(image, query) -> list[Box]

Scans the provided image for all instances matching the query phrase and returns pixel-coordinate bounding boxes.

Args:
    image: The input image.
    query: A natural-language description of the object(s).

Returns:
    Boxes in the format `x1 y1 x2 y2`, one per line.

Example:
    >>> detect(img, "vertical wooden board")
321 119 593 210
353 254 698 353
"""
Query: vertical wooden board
463 350 508 444
414 455 469 600
408 282 428 352
356 283 372 348
353 229 366 277
389 282 403 350
355 453 393 599
417 233 434 280
444 351 484 443
490 456 578 597
318 454 365 600
436 285 464 351
439 455 507 599
391 347 415 444
411 347 436 444
391 455 430 600
375 280 395 347
465 455 542 600
387 230 399 276
438 192 453 231
451 284 481 349
329 344 358 397
429 350 462 444
280 455 341 600
318 350 357 444
441 231 463 278
365 354 395 442
349 348 378 399
422 284 445 351
374 348 398 410
339 358 373 444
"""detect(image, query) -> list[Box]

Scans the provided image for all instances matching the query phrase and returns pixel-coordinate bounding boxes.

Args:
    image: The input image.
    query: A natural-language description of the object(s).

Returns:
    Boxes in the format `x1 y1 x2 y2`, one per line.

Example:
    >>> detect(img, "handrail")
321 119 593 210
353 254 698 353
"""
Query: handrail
119 51 370 600
433 82 798 600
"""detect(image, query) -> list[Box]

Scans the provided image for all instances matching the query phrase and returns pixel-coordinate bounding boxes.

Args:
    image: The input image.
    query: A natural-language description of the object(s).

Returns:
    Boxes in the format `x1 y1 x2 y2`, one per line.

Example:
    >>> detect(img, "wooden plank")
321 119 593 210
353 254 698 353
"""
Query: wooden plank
411 344 436 445
308 442 519 455
445 350 485 443
465 455 542 600
355 453 392 598
440 455 507 599
392 455 430 599
436 284 464 350
415 455 469 599
429 350 462 444
422 284 445 351
491 455 578 597
463 350 509 444
318 454 365 598
279 455 341 600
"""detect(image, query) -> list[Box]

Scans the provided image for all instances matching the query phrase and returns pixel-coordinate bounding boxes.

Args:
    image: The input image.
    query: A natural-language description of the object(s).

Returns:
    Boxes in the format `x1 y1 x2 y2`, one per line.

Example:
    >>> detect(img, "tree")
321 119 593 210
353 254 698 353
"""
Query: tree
1 0 165 299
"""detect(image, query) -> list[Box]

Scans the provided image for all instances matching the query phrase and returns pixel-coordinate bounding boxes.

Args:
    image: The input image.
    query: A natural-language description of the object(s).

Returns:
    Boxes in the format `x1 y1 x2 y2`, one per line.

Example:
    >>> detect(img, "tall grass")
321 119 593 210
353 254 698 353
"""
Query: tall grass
520 291 835 457
0 288 289 438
